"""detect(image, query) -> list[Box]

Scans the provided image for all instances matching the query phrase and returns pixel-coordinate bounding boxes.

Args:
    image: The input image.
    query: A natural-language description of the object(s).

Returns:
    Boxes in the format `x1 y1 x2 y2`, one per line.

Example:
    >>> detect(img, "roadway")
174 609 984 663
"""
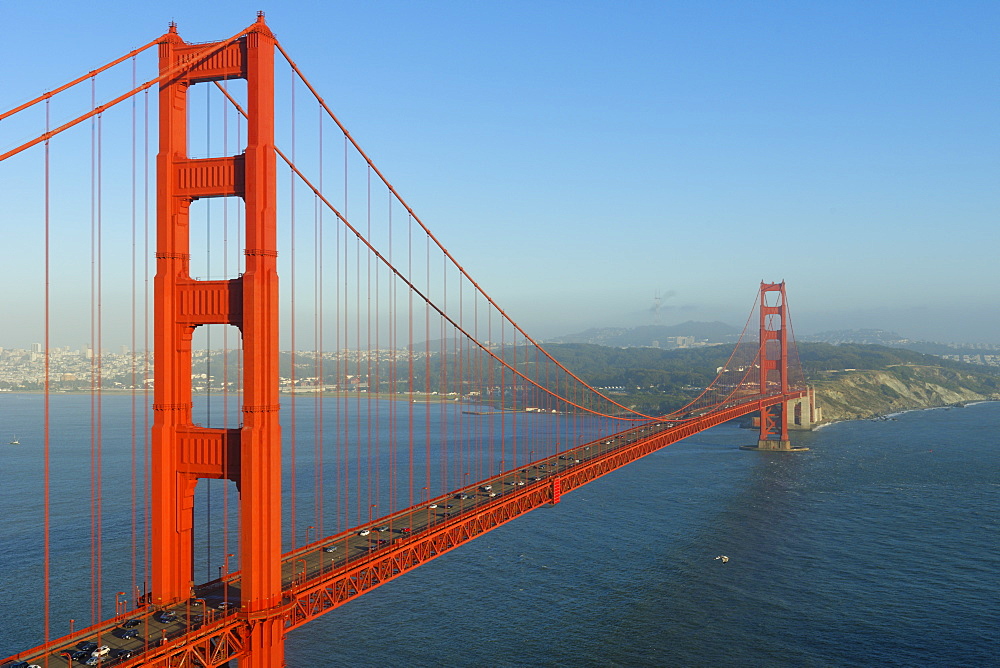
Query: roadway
7 396 799 667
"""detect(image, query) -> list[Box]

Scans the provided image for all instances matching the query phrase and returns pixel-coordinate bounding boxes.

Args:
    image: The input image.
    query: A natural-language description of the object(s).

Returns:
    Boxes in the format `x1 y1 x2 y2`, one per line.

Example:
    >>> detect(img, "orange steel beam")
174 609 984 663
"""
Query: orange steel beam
152 12 283 667
0 38 159 123
0 24 259 164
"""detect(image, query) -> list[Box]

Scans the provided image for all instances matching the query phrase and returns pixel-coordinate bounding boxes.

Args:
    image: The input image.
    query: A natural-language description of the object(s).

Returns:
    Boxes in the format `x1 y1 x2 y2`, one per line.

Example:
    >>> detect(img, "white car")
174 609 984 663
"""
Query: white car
428 503 438 508
358 529 371 537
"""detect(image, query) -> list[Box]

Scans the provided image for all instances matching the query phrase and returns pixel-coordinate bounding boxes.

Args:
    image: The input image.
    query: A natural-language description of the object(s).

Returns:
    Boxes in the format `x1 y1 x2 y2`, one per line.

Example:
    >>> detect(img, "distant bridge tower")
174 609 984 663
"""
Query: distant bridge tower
753 281 809 452
151 13 284 665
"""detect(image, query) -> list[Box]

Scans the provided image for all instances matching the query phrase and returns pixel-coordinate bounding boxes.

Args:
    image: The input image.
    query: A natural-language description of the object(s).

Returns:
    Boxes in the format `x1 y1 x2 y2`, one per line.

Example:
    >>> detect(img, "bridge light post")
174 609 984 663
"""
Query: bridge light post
304 525 315 544
369 504 378 549
221 553 235 608
193 597 208 625
115 591 127 616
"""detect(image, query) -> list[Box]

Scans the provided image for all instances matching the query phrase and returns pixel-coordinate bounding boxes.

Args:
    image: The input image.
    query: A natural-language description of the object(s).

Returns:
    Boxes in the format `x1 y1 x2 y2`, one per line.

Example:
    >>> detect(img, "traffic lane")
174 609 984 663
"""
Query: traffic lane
23 428 671 667
275 423 682 587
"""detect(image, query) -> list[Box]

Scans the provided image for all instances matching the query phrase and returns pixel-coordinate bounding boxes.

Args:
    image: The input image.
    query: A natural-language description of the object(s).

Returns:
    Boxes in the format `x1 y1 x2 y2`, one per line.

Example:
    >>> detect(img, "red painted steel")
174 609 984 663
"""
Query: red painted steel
0 16 816 667
4 389 809 667
280 393 807 633
758 282 790 444
151 12 284 666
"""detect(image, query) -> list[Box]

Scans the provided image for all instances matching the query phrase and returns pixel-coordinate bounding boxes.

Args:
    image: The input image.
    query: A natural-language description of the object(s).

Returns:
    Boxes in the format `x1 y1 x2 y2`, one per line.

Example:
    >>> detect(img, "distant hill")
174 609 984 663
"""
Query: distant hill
541 341 1000 417
545 321 739 348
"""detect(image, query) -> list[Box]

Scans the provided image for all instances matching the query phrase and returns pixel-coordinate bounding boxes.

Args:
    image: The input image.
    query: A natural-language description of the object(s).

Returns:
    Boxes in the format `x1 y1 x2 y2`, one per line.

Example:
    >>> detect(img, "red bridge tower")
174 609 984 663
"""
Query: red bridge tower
753 281 809 452
151 14 284 665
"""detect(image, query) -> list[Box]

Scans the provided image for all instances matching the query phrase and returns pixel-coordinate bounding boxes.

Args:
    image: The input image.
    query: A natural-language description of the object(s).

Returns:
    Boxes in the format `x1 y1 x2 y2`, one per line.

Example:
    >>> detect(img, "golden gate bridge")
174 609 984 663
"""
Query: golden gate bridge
0 15 811 667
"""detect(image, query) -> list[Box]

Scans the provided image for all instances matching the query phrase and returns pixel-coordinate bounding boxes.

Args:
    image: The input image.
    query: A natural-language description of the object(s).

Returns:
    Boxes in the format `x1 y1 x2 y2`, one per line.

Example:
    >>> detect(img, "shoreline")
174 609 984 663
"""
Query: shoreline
811 399 998 430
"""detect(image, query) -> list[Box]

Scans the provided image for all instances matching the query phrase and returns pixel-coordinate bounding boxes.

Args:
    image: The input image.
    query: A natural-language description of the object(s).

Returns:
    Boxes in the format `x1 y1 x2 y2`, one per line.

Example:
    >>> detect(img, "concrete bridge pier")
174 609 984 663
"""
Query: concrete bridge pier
741 390 816 452
787 388 821 431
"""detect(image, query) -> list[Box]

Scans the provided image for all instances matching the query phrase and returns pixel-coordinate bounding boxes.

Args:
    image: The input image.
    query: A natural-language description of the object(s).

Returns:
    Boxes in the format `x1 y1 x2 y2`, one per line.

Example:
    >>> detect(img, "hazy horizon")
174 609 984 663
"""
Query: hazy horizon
2 2 997 351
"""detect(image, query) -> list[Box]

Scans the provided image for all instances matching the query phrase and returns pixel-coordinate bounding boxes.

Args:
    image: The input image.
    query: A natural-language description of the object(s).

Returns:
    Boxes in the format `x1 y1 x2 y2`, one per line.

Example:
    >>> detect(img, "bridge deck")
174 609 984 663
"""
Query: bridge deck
5 393 803 667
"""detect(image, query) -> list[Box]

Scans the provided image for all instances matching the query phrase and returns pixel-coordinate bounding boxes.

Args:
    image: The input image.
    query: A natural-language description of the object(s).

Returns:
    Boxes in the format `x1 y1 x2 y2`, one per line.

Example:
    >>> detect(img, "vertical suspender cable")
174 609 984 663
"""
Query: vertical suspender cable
407 214 414 510
424 236 431 505
340 138 350 527
143 87 151 598
90 76 98 625
96 108 105 625
440 253 447 492
315 104 324 537
43 96 52 647
335 157 343 534
367 166 375 524
290 73 298 547
359 157 366 526
130 56 139 605
388 194 396 514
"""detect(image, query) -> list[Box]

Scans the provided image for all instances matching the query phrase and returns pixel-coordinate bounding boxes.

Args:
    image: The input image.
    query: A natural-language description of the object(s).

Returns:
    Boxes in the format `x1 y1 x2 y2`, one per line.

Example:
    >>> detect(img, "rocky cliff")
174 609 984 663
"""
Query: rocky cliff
812 365 1000 423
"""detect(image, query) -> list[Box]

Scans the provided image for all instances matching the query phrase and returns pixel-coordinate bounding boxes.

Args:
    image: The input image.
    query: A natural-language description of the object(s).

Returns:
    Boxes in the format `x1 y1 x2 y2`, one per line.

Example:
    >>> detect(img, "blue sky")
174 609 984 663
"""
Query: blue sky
2 1 998 345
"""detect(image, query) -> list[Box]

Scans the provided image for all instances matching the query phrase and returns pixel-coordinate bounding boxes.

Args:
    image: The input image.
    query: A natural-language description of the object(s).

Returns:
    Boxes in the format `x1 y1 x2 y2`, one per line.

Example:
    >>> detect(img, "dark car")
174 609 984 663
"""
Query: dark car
116 627 140 639
77 642 98 653
111 649 134 660
120 618 140 628
154 610 178 623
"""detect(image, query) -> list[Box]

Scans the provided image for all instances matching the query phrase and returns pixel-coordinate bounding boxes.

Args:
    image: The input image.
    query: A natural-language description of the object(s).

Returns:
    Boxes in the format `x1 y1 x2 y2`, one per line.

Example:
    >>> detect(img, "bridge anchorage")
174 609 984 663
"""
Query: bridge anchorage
0 13 815 668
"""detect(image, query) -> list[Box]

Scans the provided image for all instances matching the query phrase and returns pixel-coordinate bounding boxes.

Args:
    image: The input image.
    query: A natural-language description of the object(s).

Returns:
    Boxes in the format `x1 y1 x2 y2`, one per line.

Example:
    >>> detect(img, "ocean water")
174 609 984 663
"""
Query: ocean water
1 396 997 666
285 403 999 667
